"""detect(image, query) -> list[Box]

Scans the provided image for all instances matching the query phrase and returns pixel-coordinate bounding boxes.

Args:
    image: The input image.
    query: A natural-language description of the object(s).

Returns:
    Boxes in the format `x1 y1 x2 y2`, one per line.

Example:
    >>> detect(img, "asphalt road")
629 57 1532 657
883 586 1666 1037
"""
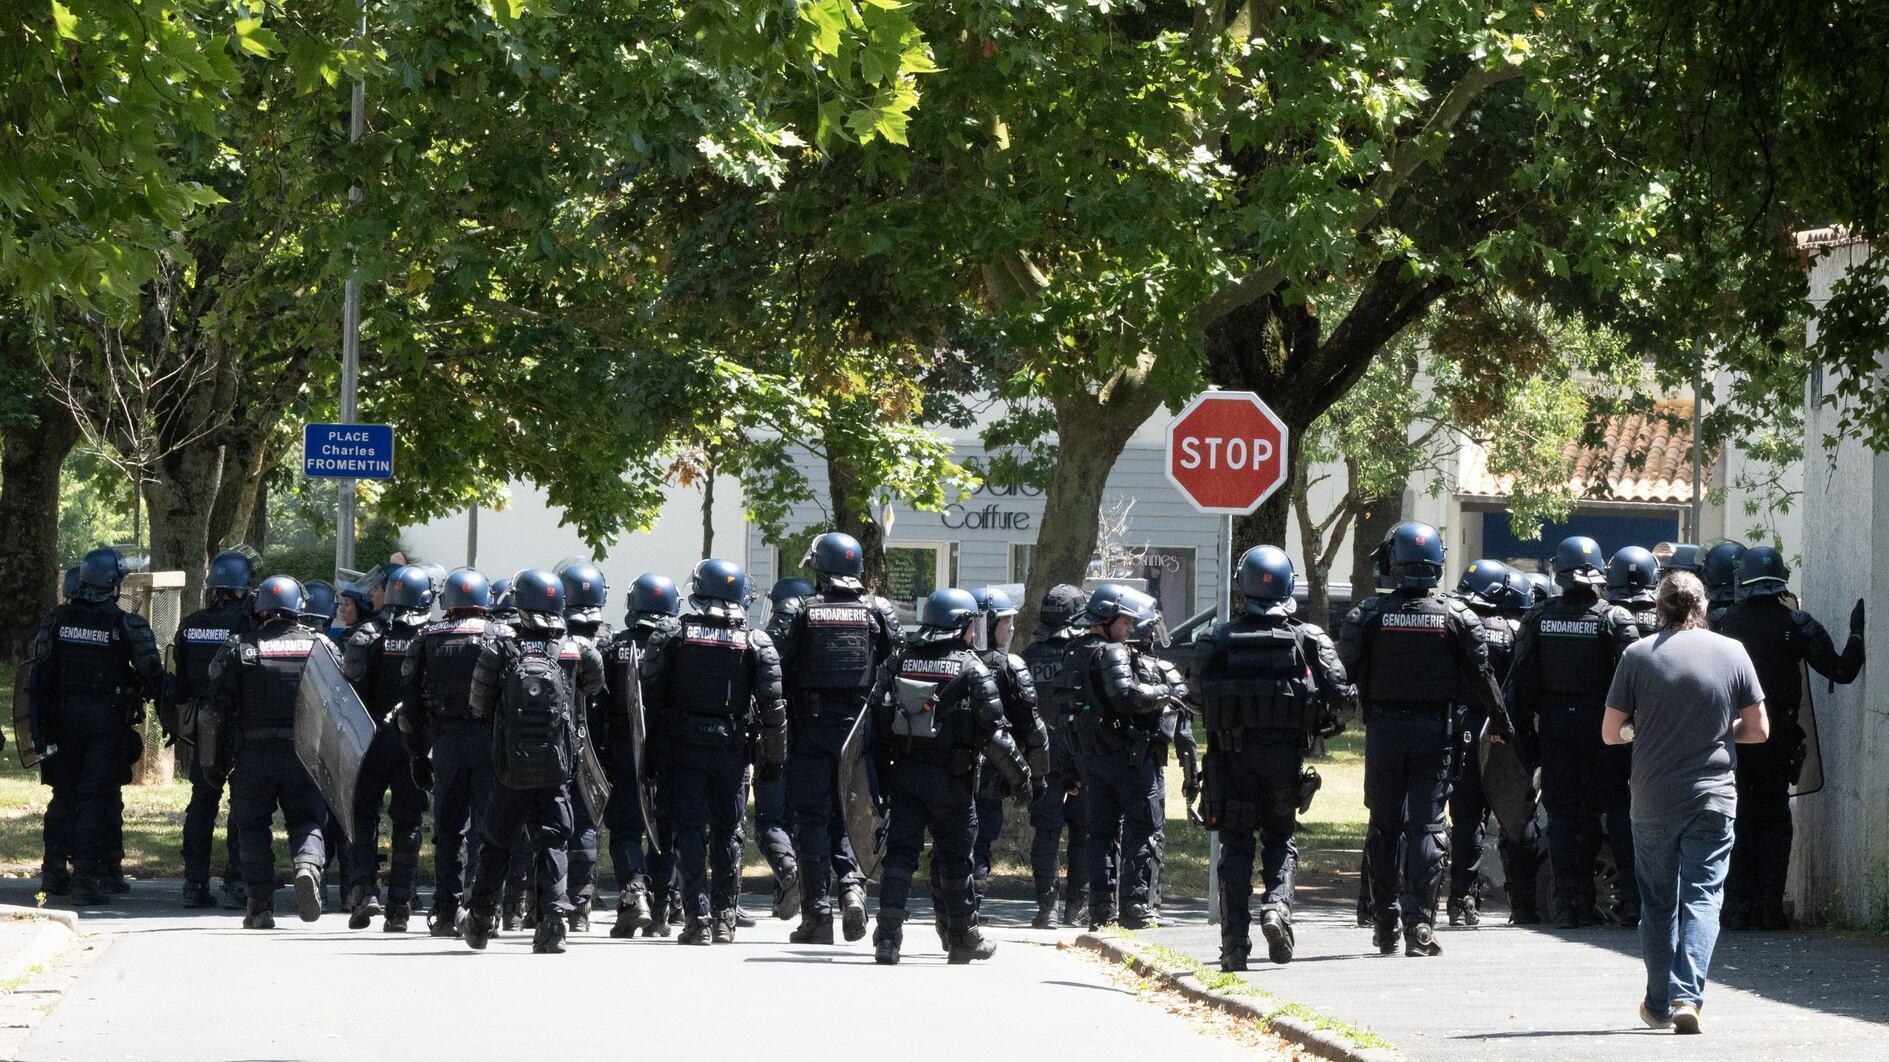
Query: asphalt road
2 882 1268 1062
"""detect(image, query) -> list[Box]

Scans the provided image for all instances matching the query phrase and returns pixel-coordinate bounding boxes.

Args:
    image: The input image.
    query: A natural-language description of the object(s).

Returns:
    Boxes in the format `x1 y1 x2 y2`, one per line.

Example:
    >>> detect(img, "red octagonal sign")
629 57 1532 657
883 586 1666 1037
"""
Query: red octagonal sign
1164 391 1290 515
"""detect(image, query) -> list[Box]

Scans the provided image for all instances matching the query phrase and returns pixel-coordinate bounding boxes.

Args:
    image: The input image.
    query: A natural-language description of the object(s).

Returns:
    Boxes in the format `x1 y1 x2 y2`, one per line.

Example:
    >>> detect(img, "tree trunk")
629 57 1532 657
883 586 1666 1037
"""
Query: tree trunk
206 426 268 552
701 458 716 559
142 439 225 609
824 433 890 594
1013 377 1163 637
245 467 270 549
1350 493 1403 603
0 346 83 662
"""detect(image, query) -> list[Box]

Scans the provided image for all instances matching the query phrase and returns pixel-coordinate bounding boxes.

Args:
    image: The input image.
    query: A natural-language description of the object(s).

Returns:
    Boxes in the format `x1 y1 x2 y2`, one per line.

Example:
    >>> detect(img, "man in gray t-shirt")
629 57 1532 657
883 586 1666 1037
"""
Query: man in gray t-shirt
1605 629 1764 823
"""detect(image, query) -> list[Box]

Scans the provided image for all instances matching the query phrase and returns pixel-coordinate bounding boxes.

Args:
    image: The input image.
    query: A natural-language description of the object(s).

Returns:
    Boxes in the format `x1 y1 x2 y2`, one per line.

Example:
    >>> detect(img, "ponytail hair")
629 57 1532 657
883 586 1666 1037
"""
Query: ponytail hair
1656 571 1709 631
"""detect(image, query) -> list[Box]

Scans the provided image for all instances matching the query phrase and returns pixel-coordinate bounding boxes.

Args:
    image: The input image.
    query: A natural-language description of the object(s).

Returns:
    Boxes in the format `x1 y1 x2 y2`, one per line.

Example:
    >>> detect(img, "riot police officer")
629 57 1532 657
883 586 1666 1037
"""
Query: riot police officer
1340 522 1510 956
1712 547 1865 929
458 569 605 954
1702 541 1747 620
301 577 351 909
557 561 612 933
28 548 163 905
1504 536 1642 929
1662 543 1704 578
489 576 520 626
868 588 1031 965
1450 561 1541 923
399 567 497 937
755 577 815 921
341 563 434 932
640 560 786 944
1066 584 1172 930
210 576 332 928
302 580 340 636
1606 547 1661 632
1198 547 1353 970
606 573 681 938
174 550 255 909
1020 584 1091 928
767 532 902 944
968 588 1050 904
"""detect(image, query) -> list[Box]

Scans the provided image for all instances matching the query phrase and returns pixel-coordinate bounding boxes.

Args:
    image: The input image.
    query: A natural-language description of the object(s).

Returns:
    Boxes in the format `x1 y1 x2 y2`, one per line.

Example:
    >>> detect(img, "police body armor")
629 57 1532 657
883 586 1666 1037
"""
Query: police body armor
174 600 250 757
418 616 490 720
1363 593 1462 709
368 617 423 724
1067 634 1157 755
796 596 877 691
1531 600 1613 701
1713 604 1812 732
884 647 980 773
497 635 578 789
1022 633 1076 730
1200 621 1317 738
239 628 320 729
667 617 754 748
49 604 134 702
607 633 640 725
1606 593 1658 640
1477 612 1520 680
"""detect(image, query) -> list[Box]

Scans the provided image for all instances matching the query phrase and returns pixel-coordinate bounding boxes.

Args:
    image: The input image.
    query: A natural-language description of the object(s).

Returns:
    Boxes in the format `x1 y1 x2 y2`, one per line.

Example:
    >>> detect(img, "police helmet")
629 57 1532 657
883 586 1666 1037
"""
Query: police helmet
920 587 980 632
1552 536 1606 590
1606 546 1660 593
559 561 608 615
76 547 124 601
1237 545 1296 612
1702 541 1747 594
302 579 339 624
254 575 307 618
339 576 376 615
630 573 681 617
62 566 80 601
1523 572 1553 604
207 550 255 594
804 532 865 589
1737 546 1791 598
689 559 750 606
512 569 566 615
1080 583 1132 627
1663 543 1705 575
490 576 515 607
1488 571 1533 613
1037 584 1090 632
970 586 1019 646
1124 589 1166 643
441 567 492 611
1455 558 1514 604
1387 522 1445 590
770 577 815 607
384 565 435 611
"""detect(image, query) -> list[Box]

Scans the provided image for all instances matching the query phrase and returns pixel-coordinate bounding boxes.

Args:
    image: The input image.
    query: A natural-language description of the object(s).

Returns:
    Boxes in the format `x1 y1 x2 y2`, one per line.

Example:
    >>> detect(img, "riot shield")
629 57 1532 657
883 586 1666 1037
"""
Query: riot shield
295 639 376 838
837 709 886 879
573 720 612 826
621 664 661 853
1478 736 1537 846
1792 663 1825 797
11 663 40 769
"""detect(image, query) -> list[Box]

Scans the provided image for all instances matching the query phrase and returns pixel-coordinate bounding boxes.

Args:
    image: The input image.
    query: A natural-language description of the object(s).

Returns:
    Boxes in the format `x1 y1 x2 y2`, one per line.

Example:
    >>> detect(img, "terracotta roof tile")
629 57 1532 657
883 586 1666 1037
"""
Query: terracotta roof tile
1458 399 1710 505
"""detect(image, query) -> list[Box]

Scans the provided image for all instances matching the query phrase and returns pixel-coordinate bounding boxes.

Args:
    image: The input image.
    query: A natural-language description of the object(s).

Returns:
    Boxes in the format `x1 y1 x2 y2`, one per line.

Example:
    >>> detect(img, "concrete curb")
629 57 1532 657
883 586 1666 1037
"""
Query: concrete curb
0 905 80 990
1075 932 1403 1062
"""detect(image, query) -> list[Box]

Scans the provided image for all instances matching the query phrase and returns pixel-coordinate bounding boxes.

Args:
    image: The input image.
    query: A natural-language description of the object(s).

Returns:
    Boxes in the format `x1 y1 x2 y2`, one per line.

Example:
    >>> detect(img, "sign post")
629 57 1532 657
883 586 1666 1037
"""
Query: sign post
304 424 396 481
1163 390 1291 924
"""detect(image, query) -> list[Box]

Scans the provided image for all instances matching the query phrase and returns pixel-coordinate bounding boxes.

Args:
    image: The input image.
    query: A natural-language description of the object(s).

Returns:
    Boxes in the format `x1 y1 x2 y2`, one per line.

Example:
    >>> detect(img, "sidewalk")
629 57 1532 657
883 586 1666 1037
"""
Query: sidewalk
1136 902 1889 1060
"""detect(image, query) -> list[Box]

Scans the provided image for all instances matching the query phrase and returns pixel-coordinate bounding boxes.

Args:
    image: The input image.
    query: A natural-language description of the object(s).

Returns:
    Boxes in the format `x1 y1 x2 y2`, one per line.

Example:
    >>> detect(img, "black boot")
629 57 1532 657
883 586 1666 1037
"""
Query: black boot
713 911 736 944
1064 896 1089 928
644 895 673 938
242 897 275 930
459 905 498 950
1032 897 1057 930
1218 931 1250 972
773 866 801 921
934 906 951 950
1260 909 1295 965
790 911 835 945
102 868 131 894
428 900 459 938
1088 897 1117 932
71 876 109 906
1372 918 1400 956
502 899 522 932
1404 920 1442 957
613 886 653 938
1615 895 1642 929
182 882 217 909
295 865 324 923
1448 895 1481 927
840 884 868 942
733 904 756 929
568 898 591 934
383 902 410 933
220 878 247 910
1553 903 1584 929
873 909 906 965
532 917 569 954
347 884 380 929
677 917 712 946
41 864 72 897
947 919 998 964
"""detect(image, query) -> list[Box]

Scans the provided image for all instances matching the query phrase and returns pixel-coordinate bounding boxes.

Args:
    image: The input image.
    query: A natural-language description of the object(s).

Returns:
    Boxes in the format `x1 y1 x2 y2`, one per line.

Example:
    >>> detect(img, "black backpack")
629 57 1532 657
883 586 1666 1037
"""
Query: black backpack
496 641 573 789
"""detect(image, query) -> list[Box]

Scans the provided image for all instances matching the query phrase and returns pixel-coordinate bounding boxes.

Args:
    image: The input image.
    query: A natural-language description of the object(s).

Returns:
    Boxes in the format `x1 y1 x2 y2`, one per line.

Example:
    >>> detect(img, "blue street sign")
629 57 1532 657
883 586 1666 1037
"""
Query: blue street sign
303 423 395 480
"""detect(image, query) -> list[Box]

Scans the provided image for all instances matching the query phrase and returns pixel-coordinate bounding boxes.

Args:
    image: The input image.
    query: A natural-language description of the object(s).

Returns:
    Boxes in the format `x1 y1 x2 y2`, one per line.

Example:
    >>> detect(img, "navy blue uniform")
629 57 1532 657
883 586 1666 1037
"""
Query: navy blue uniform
173 598 252 892
401 612 500 927
342 610 431 909
1066 632 1172 927
1021 626 1090 922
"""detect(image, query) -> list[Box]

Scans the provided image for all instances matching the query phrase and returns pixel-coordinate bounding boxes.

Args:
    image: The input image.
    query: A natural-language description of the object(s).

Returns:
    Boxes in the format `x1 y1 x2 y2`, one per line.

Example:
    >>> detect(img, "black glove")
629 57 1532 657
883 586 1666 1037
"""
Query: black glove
410 756 434 791
1852 598 1866 638
1030 772 1049 800
758 760 784 783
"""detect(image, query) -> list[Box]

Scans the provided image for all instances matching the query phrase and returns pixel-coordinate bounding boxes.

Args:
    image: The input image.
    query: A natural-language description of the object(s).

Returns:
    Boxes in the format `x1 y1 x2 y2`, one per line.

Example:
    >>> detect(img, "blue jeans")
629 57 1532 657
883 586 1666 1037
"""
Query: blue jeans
1633 810 1735 1014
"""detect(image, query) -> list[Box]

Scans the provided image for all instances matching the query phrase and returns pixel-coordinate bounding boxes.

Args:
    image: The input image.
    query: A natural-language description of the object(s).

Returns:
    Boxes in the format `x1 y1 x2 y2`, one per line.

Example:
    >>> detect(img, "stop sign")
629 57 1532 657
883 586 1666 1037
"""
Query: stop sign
1164 391 1290 514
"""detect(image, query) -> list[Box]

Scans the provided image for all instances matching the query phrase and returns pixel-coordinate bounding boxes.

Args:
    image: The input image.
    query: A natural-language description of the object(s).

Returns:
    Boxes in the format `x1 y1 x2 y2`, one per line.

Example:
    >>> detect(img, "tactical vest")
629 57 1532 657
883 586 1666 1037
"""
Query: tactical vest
1532 601 1612 700
48 604 133 699
668 619 754 723
1364 594 1462 706
175 602 247 701
1022 633 1075 726
419 616 489 719
1714 602 1805 718
796 597 875 690
886 649 975 753
1200 621 1317 735
606 634 640 723
365 618 421 717
238 628 317 727
631 615 679 651
1478 613 1520 680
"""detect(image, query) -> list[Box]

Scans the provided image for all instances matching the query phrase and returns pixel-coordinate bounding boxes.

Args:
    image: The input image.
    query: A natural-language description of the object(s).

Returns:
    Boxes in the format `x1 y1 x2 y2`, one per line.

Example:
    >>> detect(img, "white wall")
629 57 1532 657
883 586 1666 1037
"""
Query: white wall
401 475 745 614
